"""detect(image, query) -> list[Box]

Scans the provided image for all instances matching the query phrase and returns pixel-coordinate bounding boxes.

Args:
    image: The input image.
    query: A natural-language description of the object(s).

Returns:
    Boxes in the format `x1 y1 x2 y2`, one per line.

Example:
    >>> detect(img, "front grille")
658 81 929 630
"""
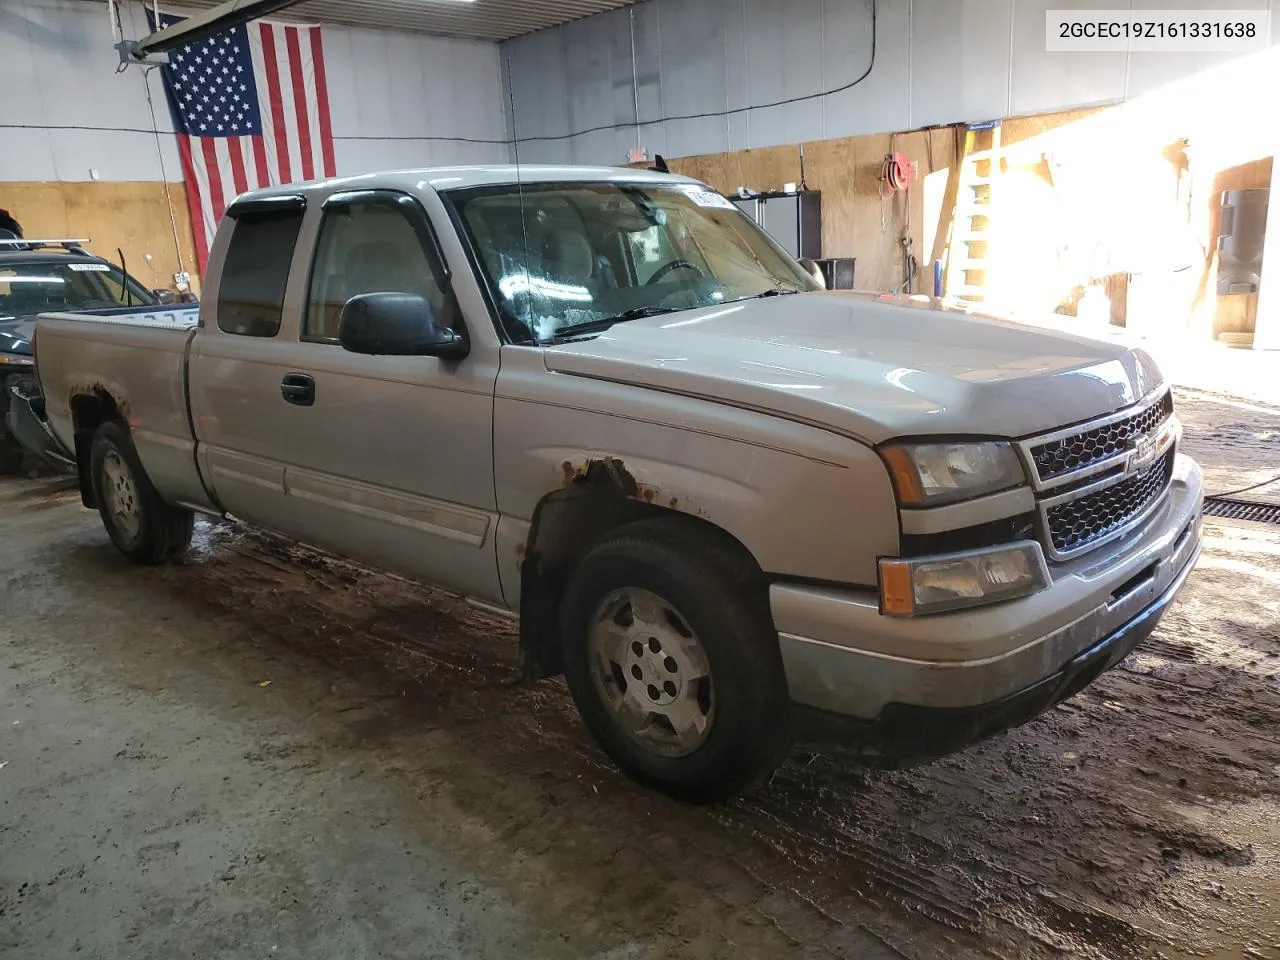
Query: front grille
1030 391 1174 482
1046 452 1174 554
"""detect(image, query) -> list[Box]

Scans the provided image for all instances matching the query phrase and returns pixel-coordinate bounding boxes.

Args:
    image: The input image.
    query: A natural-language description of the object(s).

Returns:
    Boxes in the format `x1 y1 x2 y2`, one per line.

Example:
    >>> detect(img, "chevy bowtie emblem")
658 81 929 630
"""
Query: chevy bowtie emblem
1127 431 1160 475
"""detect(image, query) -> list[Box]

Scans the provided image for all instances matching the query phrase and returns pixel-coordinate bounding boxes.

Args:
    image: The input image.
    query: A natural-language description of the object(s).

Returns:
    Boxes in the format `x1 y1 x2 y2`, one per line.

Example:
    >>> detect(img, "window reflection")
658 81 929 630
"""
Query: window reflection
445 181 820 344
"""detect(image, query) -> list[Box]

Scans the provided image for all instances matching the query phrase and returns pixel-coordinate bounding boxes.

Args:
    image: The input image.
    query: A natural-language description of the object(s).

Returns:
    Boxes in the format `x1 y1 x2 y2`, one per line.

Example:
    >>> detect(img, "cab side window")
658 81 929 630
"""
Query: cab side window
305 195 451 342
216 207 304 338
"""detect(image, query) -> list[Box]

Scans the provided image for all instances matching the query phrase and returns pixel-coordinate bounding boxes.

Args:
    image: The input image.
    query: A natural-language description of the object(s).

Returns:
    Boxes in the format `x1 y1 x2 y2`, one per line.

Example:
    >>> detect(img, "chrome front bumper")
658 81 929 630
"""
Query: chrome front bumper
773 454 1203 726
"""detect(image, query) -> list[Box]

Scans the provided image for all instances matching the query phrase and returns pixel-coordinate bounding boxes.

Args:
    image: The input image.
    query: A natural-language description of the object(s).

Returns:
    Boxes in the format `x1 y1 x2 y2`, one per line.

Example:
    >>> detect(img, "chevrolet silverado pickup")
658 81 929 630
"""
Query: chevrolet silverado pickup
29 166 1204 801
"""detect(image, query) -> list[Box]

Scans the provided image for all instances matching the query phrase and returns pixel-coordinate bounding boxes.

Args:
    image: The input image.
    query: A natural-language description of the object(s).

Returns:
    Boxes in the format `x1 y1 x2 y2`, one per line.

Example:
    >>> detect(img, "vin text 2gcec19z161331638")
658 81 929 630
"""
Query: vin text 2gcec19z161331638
23 166 1203 801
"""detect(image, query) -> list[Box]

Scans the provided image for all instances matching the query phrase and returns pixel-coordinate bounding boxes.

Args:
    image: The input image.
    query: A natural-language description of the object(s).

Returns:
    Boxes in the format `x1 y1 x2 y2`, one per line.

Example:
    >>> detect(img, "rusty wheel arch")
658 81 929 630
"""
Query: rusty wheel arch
517 456 763 682
68 388 125 508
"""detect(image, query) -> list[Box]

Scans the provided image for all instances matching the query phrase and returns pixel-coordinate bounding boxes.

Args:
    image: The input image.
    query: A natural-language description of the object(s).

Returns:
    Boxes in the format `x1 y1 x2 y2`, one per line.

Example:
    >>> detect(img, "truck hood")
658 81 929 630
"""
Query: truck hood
541 292 1164 444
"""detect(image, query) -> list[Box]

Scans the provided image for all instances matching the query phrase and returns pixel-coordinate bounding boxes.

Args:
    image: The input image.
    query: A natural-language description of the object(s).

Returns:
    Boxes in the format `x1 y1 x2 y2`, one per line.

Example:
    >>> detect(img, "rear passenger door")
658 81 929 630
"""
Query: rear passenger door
188 196 307 528
270 190 502 603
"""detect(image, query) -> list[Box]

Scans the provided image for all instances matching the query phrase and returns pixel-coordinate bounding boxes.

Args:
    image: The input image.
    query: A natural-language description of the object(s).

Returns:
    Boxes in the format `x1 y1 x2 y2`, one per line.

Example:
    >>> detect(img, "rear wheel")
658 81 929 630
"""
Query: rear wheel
90 421 194 564
560 519 792 803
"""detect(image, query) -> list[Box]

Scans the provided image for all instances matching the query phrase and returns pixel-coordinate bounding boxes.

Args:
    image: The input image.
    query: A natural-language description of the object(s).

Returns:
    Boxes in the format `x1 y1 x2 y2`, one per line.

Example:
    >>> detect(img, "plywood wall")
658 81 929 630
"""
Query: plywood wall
0 181 201 297
667 128 960 294
663 107 1108 297
666 99 1274 343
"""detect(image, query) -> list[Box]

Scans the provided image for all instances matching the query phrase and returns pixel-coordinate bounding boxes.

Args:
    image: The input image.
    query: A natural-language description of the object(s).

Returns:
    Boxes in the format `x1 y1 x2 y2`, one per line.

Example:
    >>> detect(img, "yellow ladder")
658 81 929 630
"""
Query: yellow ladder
943 123 1002 303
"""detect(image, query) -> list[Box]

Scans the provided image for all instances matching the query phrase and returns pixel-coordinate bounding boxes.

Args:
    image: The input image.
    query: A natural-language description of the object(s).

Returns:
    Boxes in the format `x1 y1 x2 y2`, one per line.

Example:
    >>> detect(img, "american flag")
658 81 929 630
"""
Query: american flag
150 12 337 275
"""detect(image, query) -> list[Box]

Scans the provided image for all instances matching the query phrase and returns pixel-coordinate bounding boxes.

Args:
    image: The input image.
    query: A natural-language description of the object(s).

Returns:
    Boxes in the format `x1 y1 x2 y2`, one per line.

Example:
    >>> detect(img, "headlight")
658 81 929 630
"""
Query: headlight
879 441 1025 506
879 541 1050 616
0 353 34 366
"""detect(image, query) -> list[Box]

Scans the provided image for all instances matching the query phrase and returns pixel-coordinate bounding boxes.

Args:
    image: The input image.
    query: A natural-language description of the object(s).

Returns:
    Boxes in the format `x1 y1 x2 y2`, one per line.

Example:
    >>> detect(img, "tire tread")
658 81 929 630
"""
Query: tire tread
560 517 791 803
90 421 194 565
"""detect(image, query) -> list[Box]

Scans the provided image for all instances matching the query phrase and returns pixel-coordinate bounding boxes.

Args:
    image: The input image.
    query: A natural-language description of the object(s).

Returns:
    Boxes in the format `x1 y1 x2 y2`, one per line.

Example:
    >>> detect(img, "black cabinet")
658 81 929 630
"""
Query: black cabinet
731 190 822 260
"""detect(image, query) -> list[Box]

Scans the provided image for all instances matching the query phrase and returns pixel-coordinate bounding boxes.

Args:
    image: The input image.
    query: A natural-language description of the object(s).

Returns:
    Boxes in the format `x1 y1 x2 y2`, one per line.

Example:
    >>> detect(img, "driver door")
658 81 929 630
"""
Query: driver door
270 189 503 604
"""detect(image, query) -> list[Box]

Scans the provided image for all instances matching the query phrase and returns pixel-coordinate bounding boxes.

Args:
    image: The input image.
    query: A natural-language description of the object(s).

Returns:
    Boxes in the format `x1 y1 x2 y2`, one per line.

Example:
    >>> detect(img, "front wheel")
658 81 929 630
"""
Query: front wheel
90 421 194 564
560 520 792 803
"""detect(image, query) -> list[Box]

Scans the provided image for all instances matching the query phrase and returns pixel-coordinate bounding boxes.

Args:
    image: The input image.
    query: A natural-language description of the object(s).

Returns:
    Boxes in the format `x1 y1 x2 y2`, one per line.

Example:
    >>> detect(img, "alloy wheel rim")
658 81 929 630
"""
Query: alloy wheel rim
102 451 141 542
587 587 715 758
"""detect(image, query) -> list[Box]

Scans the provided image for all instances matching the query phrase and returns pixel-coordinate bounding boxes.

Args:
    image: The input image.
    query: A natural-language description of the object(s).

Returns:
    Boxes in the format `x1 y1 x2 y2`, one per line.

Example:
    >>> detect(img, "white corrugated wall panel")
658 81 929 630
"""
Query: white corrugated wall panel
499 0 1280 164
2 0 507 183
1 0 181 181
909 0 1014 127
1008 0 1129 116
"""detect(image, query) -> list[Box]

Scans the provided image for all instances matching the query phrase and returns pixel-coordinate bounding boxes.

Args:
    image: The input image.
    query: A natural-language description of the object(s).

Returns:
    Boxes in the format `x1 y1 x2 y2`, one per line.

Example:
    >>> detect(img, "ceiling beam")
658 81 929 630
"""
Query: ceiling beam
123 0 306 57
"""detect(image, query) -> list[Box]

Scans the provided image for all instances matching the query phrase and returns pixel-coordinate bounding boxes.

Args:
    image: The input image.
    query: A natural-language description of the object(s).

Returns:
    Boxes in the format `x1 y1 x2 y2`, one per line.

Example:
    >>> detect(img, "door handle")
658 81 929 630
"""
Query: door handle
281 373 315 407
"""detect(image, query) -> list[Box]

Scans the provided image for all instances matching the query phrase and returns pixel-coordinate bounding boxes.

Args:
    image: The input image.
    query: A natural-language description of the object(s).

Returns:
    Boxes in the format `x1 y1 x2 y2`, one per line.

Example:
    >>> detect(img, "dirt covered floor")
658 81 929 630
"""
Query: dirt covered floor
2 388 1278 960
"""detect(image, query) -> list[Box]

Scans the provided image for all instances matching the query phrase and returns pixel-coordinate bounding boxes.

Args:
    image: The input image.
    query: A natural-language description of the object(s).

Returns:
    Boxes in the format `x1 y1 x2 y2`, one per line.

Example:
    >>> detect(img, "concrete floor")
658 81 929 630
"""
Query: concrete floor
2 388 1278 960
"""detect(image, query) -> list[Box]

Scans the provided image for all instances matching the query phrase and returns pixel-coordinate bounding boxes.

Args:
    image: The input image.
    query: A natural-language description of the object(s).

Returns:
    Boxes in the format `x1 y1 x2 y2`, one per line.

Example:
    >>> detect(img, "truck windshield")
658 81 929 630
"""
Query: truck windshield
445 181 820 343
0 260 158 320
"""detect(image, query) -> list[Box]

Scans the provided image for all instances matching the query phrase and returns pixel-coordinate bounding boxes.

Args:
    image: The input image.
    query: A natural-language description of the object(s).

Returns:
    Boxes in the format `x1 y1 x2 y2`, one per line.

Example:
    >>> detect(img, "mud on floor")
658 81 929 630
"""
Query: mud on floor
2 388 1278 960
2 486 1276 960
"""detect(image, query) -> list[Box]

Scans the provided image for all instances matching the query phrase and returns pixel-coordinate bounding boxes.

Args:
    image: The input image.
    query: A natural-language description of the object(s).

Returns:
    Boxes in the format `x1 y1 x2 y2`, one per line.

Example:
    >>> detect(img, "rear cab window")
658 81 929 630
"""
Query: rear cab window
216 199 306 337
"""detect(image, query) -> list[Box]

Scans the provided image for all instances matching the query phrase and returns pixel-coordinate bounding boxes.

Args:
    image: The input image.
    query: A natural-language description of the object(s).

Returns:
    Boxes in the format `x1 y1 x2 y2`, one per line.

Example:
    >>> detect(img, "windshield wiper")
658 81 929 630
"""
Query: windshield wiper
732 287 802 303
545 305 682 343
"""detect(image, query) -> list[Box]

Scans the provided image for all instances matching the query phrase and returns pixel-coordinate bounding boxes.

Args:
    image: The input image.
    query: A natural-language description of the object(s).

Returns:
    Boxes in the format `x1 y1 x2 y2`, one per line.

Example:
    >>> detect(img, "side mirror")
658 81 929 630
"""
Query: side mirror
338 292 468 359
799 258 827 289
153 288 178 304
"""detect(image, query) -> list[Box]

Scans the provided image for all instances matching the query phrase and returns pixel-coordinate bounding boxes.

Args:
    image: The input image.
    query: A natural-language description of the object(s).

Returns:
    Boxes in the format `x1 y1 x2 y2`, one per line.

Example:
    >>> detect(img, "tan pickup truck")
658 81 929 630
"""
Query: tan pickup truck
28 165 1203 801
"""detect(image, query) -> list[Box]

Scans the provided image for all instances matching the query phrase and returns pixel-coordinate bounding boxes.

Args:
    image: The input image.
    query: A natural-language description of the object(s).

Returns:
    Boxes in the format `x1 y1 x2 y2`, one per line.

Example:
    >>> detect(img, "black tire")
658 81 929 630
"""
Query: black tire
0 441 24 475
560 519 792 803
89 421 194 564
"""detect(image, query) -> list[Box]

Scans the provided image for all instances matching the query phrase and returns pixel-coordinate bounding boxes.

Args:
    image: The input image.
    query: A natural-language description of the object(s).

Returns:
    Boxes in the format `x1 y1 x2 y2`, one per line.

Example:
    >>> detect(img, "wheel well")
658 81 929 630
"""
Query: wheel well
517 458 762 681
69 390 122 508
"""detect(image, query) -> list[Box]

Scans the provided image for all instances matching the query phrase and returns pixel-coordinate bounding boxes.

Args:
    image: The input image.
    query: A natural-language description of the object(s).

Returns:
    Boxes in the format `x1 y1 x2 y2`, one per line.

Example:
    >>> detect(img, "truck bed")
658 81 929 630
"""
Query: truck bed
39 306 201 330
35 306 213 512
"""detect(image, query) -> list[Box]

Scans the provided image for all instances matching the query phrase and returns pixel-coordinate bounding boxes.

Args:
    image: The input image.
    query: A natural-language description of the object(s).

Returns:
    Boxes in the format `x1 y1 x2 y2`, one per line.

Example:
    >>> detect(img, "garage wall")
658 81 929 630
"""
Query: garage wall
0 0 507 182
0 0 506 289
499 0 1280 165
323 24 507 173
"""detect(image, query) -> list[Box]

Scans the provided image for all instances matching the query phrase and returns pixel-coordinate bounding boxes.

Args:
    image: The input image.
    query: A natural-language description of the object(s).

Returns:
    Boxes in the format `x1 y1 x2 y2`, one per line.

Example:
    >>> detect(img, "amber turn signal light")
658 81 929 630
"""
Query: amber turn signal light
878 559 915 616
878 446 925 505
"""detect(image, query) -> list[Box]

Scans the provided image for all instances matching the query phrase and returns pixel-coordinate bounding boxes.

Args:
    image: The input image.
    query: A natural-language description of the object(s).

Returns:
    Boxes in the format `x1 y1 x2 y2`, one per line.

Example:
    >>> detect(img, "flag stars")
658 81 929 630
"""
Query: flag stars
160 23 268 139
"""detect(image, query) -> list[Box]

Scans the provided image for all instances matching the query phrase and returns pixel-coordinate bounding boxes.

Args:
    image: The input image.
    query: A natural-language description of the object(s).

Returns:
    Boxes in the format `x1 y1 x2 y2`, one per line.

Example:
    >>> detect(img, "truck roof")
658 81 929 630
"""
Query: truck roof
234 164 703 205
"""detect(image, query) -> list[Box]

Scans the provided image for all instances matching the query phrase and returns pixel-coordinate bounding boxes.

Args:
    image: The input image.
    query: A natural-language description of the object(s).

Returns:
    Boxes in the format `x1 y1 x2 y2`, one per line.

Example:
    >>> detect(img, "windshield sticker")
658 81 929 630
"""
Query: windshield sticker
683 188 737 210
68 263 111 272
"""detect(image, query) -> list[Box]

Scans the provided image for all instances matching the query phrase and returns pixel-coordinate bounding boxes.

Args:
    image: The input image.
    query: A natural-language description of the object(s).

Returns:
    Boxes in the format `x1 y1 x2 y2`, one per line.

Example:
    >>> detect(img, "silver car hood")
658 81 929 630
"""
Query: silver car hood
541 292 1164 444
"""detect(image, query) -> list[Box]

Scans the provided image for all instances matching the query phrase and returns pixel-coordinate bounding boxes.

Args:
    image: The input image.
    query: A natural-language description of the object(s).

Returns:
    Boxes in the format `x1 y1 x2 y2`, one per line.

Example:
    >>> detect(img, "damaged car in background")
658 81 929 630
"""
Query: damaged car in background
0 237 195 474
27 166 1203 801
